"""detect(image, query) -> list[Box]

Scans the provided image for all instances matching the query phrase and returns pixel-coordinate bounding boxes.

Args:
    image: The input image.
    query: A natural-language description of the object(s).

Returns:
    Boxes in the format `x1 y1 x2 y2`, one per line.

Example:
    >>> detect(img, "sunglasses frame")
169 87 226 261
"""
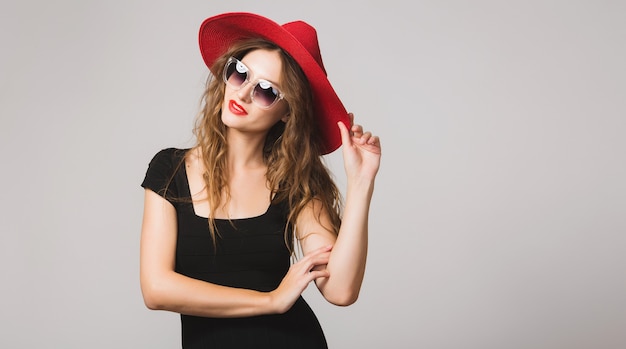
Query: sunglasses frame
222 57 285 109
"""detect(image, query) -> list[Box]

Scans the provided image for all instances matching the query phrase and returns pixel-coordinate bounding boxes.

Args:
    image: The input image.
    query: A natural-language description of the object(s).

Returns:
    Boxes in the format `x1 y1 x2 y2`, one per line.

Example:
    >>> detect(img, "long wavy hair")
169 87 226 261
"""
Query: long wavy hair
191 38 342 253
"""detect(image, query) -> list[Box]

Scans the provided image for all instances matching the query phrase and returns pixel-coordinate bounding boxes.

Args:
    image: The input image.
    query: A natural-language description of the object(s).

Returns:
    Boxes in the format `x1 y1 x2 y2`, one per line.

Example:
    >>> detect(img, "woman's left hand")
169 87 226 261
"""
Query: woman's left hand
338 113 381 182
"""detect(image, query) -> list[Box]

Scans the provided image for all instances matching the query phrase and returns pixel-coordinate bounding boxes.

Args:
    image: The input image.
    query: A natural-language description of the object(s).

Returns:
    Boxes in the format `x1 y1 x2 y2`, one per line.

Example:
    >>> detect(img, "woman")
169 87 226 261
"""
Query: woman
140 12 381 348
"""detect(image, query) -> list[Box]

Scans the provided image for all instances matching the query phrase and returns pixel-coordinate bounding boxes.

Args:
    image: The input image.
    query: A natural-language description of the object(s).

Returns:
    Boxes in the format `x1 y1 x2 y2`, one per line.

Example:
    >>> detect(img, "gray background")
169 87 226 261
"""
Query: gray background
1 0 624 348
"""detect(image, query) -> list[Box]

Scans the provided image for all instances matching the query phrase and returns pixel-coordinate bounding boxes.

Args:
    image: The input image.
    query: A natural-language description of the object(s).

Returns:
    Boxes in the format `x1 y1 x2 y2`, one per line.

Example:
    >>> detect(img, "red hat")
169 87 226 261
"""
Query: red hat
198 12 349 154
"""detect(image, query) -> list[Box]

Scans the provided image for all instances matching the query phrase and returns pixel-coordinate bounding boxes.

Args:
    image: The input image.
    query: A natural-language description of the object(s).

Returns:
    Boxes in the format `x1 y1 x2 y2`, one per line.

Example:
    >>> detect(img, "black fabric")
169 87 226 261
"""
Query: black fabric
141 148 328 349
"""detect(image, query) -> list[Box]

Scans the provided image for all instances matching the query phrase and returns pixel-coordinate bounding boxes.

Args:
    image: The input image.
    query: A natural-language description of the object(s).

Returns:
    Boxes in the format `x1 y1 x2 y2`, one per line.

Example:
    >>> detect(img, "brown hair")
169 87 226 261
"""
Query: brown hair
192 38 342 252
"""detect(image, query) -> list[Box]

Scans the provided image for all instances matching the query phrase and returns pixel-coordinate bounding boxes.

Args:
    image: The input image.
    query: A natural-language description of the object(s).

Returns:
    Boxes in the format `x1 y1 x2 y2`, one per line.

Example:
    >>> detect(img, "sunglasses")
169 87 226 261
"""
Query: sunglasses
222 57 285 109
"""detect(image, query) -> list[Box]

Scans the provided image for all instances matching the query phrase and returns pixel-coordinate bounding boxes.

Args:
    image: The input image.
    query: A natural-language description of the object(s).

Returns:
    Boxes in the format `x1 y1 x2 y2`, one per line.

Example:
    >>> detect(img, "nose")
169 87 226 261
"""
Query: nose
236 81 253 103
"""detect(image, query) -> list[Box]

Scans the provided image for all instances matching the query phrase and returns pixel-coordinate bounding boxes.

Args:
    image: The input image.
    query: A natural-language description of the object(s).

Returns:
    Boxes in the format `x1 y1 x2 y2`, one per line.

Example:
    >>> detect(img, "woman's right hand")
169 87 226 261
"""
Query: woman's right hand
269 245 332 314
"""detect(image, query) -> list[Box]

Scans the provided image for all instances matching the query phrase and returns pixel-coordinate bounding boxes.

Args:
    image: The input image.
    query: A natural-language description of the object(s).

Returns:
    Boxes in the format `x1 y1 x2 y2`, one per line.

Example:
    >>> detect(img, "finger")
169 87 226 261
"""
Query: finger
348 112 354 126
298 245 332 271
308 270 330 280
305 252 331 270
337 121 352 147
296 249 331 269
351 124 364 138
358 131 373 144
367 135 380 146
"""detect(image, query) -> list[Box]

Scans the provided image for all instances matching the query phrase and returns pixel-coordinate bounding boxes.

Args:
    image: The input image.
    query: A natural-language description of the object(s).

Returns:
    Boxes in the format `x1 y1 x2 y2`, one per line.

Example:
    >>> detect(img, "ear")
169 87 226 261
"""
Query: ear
281 113 290 123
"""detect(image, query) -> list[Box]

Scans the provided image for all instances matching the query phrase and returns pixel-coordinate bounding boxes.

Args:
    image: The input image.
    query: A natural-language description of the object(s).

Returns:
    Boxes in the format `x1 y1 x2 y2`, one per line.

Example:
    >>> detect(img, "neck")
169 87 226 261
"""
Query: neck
224 128 267 170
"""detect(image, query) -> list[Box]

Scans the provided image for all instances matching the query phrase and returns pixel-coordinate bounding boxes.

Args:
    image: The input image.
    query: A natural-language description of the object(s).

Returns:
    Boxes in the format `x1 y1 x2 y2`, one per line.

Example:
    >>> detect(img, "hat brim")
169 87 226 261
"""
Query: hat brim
198 12 349 154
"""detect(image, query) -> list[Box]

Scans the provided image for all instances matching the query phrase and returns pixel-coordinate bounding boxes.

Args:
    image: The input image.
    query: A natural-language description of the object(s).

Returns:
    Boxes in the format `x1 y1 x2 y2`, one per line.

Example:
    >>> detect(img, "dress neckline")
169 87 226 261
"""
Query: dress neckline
178 149 274 221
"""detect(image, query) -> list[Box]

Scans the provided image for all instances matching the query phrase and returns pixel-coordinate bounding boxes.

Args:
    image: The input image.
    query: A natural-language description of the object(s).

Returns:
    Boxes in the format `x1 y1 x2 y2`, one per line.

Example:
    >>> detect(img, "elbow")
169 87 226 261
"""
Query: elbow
324 289 360 307
143 294 163 311
141 280 168 311
332 294 359 307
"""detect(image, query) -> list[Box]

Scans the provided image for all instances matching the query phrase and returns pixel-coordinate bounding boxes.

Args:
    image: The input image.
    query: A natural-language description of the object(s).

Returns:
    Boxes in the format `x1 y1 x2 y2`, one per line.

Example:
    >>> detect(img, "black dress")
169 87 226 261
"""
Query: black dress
141 148 328 349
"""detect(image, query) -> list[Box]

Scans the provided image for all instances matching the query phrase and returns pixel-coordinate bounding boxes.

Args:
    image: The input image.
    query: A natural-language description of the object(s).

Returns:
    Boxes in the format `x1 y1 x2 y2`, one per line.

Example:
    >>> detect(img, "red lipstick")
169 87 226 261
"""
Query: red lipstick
228 100 248 116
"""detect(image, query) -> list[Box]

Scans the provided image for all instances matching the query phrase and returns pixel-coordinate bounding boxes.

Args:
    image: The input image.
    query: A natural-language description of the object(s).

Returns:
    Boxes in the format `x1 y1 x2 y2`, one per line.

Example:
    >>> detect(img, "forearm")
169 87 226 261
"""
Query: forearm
318 177 375 305
141 270 275 318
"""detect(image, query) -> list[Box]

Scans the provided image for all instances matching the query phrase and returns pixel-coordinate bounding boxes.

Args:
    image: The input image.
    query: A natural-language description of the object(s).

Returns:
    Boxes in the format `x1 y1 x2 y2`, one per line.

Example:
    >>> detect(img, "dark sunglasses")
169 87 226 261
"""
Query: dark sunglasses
222 57 285 109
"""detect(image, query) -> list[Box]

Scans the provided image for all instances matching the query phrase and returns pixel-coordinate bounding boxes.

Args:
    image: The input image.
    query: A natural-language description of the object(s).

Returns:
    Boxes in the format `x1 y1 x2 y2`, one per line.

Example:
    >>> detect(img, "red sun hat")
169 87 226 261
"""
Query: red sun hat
198 12 349 154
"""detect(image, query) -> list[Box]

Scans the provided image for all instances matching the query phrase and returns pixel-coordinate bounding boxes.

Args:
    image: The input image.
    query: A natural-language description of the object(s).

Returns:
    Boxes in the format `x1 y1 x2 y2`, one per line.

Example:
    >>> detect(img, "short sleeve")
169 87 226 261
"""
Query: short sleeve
140 148 184 203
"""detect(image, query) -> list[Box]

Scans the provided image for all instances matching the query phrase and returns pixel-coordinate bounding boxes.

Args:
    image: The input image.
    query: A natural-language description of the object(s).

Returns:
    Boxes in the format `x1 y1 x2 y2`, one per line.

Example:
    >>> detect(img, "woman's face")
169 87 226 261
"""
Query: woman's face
221 49 290 135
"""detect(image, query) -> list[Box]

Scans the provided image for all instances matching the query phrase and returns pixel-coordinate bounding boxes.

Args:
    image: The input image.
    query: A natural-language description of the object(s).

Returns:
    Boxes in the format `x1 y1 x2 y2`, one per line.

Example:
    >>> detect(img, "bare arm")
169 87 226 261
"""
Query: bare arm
139 189 330 317
298 113 381 306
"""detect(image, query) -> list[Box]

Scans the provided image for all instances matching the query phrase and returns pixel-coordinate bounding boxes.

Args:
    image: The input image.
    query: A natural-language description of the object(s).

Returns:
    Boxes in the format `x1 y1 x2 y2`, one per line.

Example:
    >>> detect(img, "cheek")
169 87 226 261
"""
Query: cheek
273 105 290 124
275 100 290 118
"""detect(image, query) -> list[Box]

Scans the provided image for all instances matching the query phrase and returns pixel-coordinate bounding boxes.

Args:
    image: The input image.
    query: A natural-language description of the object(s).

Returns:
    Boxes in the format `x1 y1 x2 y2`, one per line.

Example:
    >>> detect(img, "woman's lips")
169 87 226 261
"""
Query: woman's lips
228 100 248 116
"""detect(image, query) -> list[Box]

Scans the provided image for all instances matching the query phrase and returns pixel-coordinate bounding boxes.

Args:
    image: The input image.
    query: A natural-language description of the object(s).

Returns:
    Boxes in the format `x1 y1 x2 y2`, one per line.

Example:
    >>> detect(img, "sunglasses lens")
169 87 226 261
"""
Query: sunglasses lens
253 80 280 108
223 57 283 109
225 59 247 87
